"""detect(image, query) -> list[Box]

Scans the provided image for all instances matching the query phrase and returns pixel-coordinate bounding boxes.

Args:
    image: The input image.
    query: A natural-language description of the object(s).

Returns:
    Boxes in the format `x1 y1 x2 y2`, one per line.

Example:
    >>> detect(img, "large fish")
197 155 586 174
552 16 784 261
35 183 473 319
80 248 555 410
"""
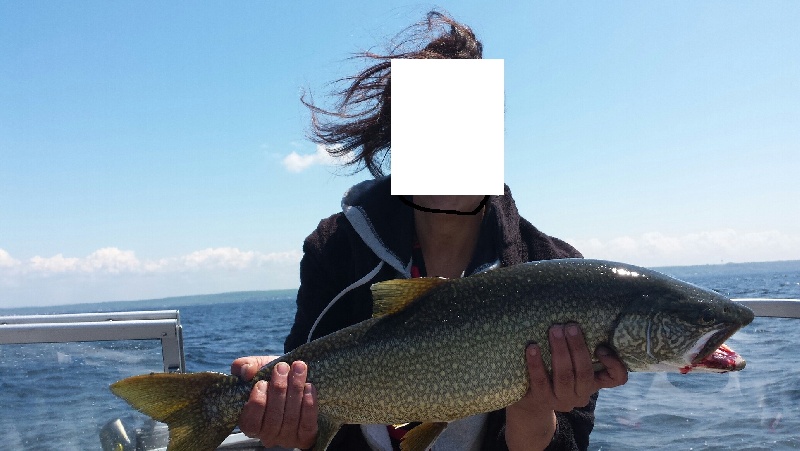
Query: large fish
110 259 754 451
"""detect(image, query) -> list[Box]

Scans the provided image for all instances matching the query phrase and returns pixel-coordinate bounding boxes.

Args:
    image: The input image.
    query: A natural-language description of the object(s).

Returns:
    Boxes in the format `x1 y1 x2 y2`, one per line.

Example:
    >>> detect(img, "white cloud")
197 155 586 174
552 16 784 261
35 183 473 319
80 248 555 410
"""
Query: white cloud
0 249 20 268
282 144 344 172
182 247 253 269
567 229 800 267
83 248 141 273
2 247 301 276
27 248 140 274
29 253 81 273
0 247 303 307
178 247 301 271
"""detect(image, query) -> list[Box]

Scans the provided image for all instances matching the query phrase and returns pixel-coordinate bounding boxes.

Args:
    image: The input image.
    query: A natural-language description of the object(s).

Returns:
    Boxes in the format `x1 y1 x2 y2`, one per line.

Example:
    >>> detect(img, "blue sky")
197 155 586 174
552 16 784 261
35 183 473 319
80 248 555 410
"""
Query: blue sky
1 1 798 307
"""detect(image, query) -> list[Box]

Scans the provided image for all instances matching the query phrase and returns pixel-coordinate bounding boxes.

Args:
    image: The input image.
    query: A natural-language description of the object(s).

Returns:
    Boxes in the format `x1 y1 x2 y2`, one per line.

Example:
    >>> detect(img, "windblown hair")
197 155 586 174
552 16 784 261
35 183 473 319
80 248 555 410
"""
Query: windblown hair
302 11 483 177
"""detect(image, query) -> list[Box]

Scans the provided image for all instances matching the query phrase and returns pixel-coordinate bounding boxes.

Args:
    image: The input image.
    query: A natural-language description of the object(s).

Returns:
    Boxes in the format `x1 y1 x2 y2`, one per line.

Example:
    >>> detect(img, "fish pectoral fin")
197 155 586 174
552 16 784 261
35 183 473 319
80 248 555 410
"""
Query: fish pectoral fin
371 277 447 318
400 421 448 451
312 414 342 451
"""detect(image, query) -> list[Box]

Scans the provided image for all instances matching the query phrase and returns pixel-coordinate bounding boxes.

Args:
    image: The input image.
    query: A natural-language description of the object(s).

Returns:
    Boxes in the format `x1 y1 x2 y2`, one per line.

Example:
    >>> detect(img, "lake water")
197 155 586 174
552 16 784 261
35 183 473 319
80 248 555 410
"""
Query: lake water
0 261 798 450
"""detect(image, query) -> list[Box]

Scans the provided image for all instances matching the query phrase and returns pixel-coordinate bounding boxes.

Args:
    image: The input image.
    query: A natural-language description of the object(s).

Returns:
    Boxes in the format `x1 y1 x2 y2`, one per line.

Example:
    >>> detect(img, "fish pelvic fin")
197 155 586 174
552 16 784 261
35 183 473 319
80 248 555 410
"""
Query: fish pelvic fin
400 422 448 451
110 372 250 451
371 277 447 318
312 413 342 451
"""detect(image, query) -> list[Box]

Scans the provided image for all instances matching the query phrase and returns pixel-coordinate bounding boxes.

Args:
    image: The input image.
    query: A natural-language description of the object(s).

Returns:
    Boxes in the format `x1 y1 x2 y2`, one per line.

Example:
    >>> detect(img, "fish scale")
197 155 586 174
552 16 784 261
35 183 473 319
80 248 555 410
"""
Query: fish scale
110 259 753 451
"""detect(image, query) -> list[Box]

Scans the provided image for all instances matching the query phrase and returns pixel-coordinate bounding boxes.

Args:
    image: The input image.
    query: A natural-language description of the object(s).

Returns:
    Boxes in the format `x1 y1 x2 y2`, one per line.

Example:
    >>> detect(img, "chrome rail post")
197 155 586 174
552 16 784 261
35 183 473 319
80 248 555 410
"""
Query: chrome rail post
0 310 185 373
732 298 800 319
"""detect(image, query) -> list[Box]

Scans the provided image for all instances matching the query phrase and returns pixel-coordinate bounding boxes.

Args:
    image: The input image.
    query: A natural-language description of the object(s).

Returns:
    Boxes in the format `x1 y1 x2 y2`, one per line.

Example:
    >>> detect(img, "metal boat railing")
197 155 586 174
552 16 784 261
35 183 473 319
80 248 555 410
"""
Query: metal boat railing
0 310 185 373
733 298 800 318
0 310 284 450
0 299 797 450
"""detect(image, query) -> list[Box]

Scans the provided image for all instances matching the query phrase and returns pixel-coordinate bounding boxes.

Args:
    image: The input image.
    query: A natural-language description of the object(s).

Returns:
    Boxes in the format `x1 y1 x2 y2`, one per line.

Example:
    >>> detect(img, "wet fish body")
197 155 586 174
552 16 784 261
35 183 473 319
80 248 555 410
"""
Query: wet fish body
110 259 754 451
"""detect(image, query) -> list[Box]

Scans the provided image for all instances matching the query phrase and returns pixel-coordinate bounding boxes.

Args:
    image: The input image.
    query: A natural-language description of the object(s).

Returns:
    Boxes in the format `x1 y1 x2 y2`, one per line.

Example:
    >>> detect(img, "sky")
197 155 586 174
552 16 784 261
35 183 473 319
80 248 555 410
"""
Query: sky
1 1 798 307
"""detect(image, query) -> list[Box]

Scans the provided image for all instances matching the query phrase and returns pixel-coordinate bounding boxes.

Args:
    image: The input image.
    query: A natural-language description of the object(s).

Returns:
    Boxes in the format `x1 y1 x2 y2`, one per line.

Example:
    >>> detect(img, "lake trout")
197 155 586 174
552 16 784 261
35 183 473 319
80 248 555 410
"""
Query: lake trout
110 259 754 451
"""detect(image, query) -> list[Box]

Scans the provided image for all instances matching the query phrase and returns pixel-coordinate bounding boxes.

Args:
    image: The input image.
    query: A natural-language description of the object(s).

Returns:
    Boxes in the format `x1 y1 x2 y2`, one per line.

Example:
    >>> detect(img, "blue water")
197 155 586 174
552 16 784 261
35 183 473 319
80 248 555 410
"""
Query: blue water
0 261 798 450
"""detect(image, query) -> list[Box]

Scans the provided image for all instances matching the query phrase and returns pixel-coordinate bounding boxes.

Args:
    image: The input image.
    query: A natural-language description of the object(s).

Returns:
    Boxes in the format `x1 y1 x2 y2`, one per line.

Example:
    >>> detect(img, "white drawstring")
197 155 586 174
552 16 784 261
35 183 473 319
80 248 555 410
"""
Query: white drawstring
306 260 385 343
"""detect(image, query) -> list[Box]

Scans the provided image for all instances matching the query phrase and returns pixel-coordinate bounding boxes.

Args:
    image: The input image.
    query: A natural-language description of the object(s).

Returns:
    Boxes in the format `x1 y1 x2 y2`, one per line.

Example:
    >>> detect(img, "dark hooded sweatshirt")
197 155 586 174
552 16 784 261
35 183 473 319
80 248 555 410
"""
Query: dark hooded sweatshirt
284 176 595 451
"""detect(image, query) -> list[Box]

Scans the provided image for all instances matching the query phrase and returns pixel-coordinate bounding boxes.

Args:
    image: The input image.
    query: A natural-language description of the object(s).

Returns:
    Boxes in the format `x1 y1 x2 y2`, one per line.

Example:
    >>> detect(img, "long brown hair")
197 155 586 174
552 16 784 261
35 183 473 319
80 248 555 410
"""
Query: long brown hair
302 11 483 177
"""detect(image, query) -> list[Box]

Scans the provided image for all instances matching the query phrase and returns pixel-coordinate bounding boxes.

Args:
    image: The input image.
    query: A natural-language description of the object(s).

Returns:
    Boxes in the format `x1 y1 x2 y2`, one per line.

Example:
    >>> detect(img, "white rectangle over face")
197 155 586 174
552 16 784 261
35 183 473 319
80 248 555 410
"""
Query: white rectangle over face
391 59 504 195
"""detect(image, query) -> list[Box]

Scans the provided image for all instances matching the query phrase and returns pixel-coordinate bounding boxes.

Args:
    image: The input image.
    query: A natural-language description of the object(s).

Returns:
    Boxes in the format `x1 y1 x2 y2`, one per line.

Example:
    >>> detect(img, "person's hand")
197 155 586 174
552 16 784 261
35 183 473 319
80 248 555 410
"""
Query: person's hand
504 324 628 450
513 323 629 415
231 356 318 449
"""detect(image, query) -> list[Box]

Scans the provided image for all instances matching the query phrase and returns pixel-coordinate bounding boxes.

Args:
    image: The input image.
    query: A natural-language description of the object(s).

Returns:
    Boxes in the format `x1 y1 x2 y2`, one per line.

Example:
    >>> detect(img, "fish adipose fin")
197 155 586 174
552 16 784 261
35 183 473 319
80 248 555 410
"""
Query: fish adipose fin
371 277 447 318
400 422 448 451
110 372 248 451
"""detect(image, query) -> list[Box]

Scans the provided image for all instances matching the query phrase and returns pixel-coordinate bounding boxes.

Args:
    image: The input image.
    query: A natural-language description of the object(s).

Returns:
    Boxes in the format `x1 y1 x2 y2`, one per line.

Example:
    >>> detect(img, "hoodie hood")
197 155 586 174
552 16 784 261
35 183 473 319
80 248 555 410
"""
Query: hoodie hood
342 176 415 277
341 176 509 278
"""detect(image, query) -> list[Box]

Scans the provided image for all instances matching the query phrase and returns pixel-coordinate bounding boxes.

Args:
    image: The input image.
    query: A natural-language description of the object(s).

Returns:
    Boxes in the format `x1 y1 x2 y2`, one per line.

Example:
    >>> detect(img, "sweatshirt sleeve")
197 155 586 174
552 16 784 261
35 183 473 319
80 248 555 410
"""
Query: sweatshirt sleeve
284 238 326 352
284 215 353 352
545 393 596 451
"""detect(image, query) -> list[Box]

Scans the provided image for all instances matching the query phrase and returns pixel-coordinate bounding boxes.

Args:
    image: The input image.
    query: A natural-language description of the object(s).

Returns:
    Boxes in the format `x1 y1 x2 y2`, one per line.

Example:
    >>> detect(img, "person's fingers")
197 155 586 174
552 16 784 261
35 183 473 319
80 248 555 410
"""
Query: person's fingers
231 356 279 380
296 384 319 449
230 357 252 378
564 323 596 402
276 361 308 444
259 362 290 446
594 346 629 388
234 359 320 449
238 380 268 438
548 325 575 410
524 344 556 409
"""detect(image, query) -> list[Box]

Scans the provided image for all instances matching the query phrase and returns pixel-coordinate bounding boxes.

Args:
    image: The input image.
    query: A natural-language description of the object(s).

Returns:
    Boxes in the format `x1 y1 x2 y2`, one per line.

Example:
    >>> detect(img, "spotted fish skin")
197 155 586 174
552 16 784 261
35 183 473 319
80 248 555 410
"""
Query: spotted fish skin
110 259 754 451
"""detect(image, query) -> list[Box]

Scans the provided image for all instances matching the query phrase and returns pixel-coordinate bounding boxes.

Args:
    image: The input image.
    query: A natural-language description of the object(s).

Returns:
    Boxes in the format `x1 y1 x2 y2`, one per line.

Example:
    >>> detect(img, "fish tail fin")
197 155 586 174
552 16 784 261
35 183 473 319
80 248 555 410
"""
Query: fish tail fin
110 372 249 451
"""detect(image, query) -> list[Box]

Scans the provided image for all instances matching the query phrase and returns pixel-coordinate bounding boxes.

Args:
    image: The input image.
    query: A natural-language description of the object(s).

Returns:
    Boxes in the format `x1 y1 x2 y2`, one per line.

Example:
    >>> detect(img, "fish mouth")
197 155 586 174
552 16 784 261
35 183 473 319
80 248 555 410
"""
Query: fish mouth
682 325 746 373
693 343 746 372
689 325 737 364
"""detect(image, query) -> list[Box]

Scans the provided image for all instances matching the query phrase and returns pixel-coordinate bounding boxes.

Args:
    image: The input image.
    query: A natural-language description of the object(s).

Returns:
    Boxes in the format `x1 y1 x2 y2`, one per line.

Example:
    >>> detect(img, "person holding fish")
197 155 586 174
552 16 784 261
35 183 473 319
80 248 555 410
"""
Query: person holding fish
231 11 629 451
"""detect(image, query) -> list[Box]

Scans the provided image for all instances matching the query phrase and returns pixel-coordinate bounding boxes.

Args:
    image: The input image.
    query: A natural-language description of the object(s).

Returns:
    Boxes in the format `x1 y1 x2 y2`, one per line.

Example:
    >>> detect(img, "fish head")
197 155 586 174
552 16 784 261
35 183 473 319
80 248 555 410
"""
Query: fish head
609 268 754 373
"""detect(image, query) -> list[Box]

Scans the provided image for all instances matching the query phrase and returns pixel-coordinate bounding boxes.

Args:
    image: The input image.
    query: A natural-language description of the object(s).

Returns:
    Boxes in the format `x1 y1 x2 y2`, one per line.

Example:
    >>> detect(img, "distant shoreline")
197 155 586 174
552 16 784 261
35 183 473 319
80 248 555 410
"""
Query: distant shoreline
2 259 798 316
0 289 298 316
655 259 800 278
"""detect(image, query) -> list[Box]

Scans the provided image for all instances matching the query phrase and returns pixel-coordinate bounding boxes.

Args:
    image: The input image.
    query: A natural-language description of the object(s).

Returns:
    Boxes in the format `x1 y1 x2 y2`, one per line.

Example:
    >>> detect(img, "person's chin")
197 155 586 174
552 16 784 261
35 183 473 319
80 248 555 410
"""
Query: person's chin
412 195 485 213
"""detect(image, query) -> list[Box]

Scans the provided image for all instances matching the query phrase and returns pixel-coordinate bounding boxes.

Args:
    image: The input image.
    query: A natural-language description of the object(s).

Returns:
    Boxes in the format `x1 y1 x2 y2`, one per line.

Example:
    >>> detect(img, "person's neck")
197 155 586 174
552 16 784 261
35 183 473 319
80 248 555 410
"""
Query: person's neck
413 204 484 279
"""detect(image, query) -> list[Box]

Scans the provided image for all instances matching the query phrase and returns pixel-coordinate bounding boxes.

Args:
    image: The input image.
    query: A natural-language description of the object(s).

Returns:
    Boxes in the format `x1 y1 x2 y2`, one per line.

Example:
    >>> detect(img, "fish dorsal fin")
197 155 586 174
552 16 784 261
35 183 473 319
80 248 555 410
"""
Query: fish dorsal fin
400 422 448 451
371 277 447 318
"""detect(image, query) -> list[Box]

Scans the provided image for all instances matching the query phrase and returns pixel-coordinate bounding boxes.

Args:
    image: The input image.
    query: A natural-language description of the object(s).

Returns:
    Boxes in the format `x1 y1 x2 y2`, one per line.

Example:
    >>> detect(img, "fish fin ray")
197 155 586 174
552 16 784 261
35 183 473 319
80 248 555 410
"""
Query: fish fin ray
110 372 246 451
400 421 448 451
312 414 342 451
371 278 447 318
